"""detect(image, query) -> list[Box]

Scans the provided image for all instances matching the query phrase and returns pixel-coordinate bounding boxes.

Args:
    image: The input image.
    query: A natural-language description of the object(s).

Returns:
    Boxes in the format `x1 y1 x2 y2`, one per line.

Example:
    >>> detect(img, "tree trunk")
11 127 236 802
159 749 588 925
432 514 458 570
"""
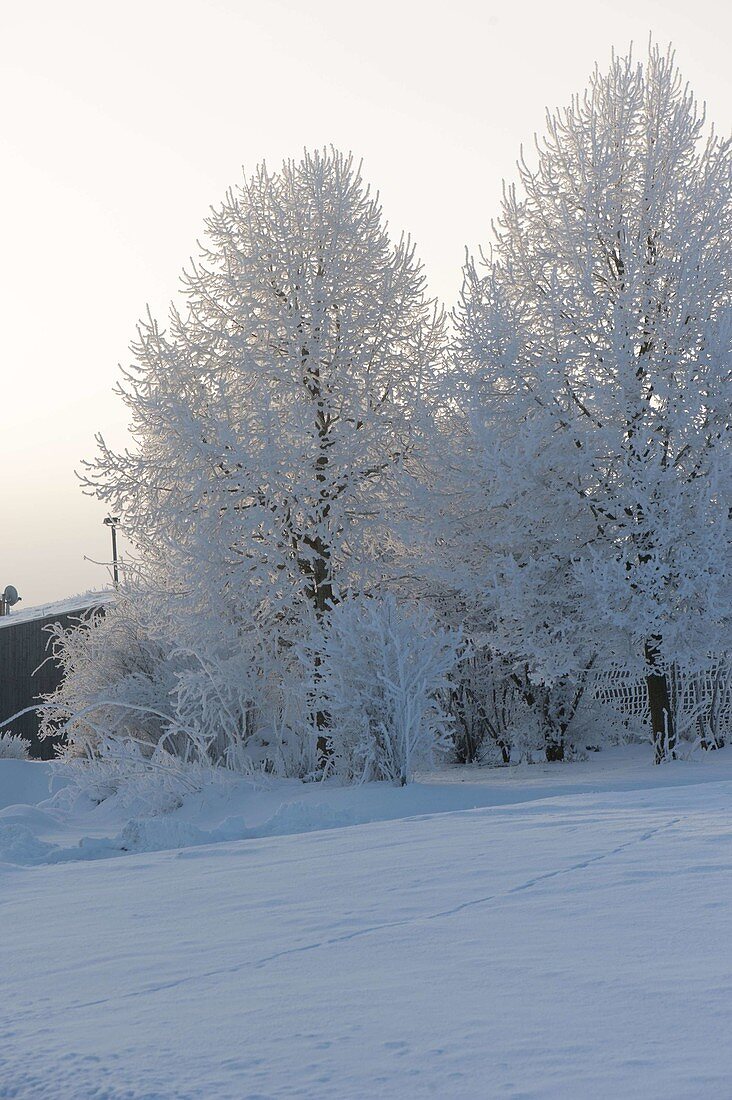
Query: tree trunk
645 640 675 763
544 734 565 763
539 683 565 762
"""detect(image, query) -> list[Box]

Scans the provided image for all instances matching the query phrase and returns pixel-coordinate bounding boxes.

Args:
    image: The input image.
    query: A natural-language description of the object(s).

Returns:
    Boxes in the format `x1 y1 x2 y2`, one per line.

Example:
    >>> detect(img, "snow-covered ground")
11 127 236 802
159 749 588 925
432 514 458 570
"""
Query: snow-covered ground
2 747 732 1098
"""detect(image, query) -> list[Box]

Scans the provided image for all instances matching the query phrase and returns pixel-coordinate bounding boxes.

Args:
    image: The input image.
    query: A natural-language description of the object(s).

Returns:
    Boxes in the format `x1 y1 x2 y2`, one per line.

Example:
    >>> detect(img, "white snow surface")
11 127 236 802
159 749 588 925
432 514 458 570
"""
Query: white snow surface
2 747 732 1098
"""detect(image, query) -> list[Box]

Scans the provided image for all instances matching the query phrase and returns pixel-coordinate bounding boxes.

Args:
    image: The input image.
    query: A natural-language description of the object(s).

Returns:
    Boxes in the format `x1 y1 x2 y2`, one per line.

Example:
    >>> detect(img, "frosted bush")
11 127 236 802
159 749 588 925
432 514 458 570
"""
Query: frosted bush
39 580 313 784
450 651 535 765
39 595 177 760
0 733 31 760
308 594 462 785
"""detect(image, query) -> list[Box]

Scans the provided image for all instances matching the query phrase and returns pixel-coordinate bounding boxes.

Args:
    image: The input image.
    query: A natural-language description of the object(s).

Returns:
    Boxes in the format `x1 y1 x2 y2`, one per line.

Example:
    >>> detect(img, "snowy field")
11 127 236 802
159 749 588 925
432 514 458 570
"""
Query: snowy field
2 748 732 1098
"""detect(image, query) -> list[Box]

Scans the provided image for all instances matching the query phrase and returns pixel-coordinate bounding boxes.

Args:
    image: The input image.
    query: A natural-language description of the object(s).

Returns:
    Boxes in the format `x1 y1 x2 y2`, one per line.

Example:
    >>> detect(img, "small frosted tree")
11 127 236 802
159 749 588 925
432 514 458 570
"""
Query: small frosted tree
77 149 444 772
306 594 461 785
451 44 730 762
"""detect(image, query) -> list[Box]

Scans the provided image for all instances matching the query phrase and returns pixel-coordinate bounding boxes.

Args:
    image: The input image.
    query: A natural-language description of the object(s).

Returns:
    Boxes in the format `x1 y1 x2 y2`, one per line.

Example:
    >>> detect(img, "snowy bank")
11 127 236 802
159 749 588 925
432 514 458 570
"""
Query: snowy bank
2 749 732 1098
3 745 732 866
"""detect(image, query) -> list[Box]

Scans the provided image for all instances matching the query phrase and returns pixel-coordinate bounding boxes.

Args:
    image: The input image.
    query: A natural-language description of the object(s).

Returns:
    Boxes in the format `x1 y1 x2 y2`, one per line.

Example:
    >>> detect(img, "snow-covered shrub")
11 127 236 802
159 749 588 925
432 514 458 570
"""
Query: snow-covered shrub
163 607 267 769
450 651 529 765
0 733 31 760
668 659 731 751
307 595 461 785
513 668 598 763
39 593 178 760
171 617 316 778
38 561 320 782
448 645 596 764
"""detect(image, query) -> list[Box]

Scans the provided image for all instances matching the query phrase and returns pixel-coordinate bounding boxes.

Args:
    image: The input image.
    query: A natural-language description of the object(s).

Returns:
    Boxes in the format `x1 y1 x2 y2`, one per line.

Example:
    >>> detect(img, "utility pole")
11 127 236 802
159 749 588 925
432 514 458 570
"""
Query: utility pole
103 516 121 587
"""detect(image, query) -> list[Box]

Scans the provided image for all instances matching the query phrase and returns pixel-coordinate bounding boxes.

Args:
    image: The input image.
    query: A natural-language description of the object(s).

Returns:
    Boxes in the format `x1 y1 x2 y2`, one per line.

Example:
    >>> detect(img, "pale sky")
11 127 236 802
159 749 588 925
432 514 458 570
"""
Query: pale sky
1 0 729 608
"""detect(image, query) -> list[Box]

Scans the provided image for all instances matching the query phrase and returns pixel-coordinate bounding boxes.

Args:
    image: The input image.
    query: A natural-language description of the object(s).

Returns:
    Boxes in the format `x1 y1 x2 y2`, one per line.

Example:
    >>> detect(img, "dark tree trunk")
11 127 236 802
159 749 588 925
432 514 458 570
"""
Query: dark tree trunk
306 539 333 761
538 683 566 762
300 325 337 764
544 735 565 763
645 640 675 764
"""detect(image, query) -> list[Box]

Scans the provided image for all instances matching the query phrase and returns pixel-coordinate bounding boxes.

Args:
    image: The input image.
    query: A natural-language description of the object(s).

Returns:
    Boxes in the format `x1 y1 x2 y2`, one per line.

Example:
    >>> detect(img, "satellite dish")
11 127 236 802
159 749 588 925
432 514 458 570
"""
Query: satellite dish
3 585 20 606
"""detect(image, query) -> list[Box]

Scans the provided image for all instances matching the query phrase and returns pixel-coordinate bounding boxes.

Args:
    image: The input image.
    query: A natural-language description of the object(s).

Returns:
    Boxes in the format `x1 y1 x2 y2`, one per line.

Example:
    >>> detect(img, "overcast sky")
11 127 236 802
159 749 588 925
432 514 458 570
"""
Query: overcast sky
1 0 730 608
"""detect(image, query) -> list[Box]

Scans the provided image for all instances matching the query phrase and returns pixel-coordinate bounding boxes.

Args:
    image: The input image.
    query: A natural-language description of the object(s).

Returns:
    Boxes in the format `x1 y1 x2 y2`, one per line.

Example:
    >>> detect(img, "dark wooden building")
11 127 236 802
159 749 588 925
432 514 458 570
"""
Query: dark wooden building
0 592 113 759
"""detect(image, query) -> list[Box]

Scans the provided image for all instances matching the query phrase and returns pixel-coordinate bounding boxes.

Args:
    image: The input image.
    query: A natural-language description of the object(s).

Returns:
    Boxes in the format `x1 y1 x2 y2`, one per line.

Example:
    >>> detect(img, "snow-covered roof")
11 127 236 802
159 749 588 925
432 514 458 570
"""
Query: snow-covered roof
0 589 115 630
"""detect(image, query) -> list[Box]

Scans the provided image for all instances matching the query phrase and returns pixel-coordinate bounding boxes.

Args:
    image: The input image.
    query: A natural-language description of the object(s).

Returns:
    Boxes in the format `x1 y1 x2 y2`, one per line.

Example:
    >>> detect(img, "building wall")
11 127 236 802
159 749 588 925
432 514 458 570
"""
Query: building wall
0 607 102 759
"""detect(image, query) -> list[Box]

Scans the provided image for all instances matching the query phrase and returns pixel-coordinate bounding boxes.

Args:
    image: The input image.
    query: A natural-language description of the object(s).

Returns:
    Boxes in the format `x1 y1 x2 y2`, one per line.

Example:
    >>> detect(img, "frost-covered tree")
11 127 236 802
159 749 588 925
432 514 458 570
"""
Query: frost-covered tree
76 149 444 772
449 44 731 762
86 149 442 617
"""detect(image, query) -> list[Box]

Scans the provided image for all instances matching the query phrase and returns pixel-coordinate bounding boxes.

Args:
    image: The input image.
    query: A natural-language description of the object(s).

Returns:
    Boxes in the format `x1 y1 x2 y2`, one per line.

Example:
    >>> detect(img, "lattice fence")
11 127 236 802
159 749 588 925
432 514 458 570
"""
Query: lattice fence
590 655 732 746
